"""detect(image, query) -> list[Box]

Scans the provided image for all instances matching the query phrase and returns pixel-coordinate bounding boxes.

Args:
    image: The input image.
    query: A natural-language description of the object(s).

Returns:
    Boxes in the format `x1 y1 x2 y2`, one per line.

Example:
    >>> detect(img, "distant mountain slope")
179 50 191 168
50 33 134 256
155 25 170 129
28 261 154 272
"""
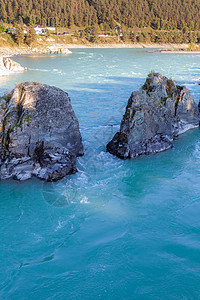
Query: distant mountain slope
0 0 199 30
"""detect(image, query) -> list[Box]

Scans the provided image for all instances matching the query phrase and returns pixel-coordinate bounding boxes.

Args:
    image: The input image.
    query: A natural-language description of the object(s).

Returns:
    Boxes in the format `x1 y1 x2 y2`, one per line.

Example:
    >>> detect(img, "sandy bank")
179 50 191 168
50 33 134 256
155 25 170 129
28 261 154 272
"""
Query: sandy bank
58 43 189 49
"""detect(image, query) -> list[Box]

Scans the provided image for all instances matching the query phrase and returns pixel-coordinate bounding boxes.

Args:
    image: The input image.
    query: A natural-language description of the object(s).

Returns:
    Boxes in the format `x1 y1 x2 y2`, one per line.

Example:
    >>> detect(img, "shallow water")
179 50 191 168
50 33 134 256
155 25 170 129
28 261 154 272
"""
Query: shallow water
0 49 200 299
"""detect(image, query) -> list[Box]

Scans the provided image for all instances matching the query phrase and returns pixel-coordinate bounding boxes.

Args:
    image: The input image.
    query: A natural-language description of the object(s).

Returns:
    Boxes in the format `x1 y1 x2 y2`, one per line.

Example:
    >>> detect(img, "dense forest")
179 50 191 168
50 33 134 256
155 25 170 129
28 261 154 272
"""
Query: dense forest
0 0 200 31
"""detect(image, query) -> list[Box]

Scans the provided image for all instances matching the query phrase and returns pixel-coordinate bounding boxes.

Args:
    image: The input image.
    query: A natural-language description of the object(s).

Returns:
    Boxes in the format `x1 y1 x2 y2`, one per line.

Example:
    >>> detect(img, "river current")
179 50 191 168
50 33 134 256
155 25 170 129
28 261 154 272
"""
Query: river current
0 49 200 299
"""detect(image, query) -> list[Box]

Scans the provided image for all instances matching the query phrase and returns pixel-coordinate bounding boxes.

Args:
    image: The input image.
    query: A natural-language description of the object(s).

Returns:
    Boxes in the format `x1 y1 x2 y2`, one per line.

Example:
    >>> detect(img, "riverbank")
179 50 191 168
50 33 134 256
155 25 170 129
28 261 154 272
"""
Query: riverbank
157 49 200 54
59 43 189 49
0 45 72 57
0 42 191 57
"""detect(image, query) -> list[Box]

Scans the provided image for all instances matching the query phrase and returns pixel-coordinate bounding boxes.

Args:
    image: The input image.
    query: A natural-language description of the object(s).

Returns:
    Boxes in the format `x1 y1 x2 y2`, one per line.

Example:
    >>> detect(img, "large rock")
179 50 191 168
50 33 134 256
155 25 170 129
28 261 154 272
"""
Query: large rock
0 57 25 76
0 82 83 181
107 72 199 159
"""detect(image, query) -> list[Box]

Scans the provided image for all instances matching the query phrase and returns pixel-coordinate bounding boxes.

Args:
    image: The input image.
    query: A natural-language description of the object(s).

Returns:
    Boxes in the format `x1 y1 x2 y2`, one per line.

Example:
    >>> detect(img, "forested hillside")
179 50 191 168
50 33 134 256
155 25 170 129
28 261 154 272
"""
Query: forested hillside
0 0 199 31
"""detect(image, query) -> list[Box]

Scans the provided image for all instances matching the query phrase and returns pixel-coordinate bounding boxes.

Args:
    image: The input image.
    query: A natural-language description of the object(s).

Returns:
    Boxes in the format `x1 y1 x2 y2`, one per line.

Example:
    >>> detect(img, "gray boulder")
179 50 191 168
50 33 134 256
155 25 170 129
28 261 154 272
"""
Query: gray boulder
107 72 199 159
0 82 83 181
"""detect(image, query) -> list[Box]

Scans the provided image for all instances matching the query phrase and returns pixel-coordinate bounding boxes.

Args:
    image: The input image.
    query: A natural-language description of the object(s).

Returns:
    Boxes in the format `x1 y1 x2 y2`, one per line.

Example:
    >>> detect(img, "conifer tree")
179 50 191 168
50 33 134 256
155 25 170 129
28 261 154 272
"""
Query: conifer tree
90 24 99 42
0 24 6 33
0 0 200 37
26 26 37 46
15 25 24 45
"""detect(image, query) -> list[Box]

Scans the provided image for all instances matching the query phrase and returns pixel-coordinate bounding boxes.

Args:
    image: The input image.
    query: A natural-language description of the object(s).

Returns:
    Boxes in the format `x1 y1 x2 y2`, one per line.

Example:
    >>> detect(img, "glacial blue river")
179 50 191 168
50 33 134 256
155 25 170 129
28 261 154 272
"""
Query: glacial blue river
0 49 200 299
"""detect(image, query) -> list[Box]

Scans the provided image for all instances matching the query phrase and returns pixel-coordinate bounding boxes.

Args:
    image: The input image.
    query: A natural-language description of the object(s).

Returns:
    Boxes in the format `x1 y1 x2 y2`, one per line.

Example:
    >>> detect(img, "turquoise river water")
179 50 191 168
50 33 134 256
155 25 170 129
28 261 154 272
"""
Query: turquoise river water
0 49 200 299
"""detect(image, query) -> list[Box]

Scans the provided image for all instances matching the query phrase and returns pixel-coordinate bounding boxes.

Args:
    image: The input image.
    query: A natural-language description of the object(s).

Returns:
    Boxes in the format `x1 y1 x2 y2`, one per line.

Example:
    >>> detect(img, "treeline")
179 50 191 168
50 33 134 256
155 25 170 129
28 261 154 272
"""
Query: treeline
126 29 200 44
75 27 200 44
0 0 200 31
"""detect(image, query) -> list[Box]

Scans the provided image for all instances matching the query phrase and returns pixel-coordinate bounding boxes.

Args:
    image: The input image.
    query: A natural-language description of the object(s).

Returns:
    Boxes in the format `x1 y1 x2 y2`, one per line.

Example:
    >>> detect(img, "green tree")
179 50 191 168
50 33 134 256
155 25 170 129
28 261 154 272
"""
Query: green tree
0 25 6 33
74 30 80 39
0 0 7 22
130 31 136 43
44 29 50 38
90 25 99 43
68 12 74 28
189 20 194 31
0 0 200 37
15 25 24 45
26 26 37 46
121 30 128 42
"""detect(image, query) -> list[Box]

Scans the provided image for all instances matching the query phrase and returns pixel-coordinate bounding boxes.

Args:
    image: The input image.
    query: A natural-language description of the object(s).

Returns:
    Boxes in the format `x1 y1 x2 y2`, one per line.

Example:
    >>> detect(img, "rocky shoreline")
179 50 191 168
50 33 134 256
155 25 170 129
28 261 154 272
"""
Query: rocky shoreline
0 45 72 76
0 45 72 57
0 43 190 57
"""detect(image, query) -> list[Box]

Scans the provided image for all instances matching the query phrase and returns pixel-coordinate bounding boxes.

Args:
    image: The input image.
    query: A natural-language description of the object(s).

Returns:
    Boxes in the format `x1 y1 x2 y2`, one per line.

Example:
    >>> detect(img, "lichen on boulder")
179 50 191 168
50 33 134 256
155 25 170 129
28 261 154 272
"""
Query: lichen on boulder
0 82 83 181
107 72 200 159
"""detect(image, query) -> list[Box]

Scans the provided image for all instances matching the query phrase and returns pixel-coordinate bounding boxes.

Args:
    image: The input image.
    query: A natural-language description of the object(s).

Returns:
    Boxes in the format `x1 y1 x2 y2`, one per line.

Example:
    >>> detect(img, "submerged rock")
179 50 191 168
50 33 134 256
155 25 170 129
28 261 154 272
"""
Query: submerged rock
0 82 83 181
107 72 199 159
0 57 25 76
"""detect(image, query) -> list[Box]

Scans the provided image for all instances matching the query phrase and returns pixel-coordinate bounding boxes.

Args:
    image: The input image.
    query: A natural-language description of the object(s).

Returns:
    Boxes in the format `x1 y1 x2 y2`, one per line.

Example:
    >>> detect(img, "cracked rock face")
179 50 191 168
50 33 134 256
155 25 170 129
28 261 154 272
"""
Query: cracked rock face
0 82 83 181
107 73 200 159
